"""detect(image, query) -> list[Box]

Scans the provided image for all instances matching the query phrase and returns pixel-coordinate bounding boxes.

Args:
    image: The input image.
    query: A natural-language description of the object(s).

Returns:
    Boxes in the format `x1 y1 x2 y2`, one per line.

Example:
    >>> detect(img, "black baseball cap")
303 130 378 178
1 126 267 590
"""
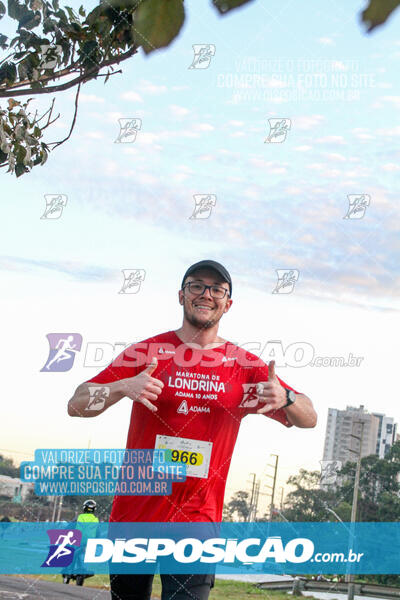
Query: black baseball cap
181 260 232 297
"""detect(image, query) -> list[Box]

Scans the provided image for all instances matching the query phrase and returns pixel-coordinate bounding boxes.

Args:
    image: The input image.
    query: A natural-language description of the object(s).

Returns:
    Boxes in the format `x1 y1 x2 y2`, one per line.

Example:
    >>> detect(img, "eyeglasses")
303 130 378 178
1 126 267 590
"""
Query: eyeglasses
183 282 230 299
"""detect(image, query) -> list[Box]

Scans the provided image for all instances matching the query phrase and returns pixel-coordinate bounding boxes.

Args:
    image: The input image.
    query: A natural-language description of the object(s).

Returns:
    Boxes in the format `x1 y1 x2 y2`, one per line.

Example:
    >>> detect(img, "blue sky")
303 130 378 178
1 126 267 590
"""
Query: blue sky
1 0 400 503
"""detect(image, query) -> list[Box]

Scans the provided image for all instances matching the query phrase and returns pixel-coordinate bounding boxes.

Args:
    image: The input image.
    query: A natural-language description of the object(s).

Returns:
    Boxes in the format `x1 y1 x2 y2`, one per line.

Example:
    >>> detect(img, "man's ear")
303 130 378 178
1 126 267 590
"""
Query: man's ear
178 289 184 305
223 298 233 314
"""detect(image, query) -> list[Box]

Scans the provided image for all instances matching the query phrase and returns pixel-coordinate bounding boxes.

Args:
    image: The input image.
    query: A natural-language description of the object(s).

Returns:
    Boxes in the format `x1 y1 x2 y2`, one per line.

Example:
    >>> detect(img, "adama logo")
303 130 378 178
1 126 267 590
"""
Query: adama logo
239 384 259 408
177 400 210 415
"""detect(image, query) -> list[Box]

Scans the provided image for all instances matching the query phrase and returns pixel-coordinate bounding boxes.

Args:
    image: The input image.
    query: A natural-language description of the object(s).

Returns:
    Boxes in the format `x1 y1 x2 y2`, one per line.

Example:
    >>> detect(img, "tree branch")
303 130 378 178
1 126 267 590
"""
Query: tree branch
0 46 138 97
47 81 80 149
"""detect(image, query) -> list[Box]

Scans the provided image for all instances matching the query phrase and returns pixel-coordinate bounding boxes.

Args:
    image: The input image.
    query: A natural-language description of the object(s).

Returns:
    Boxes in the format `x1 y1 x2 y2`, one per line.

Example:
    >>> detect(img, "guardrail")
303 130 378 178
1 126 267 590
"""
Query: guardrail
256 579 400 599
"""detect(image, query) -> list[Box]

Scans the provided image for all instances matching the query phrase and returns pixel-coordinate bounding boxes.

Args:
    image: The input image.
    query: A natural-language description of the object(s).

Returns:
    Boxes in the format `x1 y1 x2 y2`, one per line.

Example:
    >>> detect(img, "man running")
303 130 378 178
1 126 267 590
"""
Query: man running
68 259 317 600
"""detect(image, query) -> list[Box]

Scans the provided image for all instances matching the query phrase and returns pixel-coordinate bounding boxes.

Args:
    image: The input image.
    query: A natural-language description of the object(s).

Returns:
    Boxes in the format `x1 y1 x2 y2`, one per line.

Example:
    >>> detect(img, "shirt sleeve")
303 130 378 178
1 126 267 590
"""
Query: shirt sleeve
85 343 147 384
242 360 301 427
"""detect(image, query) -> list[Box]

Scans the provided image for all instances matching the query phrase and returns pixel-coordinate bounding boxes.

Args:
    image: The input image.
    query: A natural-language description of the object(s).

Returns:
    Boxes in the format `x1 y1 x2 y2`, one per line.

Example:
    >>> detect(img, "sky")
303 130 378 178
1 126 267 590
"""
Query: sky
1 0 400 512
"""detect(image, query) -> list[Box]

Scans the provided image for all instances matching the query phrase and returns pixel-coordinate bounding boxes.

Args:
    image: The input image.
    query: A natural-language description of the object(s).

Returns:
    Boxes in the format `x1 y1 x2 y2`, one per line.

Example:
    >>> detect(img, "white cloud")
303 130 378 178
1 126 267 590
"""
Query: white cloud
120 91 143 102
306 163 325 171
139 80 168 94
79 93 105 103
331 60 347 71
171 85 190 91
228 120 245 127
169 105 190 117
194 123 215 132
315 135 345 144
294 145 312 152
380 95 400 107
295 115 324 130
177 164 194 174
377 126 400 137
323 152 346 162
318 37 334 45
171 173 190 183
86 131 104 139
135 172 159 185
353 133 375 140
382 163 400 172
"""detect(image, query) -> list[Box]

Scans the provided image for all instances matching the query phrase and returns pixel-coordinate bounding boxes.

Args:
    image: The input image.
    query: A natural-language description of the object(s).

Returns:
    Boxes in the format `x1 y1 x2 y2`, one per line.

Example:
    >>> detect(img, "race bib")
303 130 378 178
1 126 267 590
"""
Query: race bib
154 435 213 479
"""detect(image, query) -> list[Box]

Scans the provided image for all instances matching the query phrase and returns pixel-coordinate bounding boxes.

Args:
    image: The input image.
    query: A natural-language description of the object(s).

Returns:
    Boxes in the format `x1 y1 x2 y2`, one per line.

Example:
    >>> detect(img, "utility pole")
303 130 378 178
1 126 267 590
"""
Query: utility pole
56 496 63 521
51 497 57 521
279 486 284 510
347 421 365 600
264 454 279 520
247 473 256 521
253 481 260 521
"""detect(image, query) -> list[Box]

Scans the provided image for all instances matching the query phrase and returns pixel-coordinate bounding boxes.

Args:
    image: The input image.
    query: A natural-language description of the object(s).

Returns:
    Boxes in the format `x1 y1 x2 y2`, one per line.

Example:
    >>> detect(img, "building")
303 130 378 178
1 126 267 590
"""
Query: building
373 413 397 458
323 405 397 465
0 475 34 502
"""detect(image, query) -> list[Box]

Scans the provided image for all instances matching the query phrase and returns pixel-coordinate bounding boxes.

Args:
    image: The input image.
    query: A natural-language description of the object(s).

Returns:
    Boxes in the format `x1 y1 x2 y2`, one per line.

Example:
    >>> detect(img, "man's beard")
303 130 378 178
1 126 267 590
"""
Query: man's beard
183 304 221 330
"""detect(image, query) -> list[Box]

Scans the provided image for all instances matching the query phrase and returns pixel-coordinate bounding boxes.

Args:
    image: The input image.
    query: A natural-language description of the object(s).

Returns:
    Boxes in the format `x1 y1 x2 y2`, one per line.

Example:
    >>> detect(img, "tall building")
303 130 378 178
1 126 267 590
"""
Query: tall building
373 413 397 458
323 405 397 464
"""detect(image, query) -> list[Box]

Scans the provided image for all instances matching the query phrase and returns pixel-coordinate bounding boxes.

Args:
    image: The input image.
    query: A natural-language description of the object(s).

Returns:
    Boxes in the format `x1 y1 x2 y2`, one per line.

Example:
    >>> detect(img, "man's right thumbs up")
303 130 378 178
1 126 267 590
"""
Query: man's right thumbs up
119 356 163 413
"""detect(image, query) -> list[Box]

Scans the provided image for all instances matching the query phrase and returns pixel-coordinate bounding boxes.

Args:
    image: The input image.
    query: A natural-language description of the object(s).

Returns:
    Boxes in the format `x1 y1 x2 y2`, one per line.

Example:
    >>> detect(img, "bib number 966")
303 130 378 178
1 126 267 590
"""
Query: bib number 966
166 449 203 466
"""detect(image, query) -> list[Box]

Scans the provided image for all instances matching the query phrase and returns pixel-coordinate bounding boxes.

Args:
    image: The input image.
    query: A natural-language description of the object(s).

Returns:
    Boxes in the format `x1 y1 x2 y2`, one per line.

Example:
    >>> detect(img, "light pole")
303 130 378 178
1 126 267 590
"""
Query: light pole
265 454 279 520
347 421 365 600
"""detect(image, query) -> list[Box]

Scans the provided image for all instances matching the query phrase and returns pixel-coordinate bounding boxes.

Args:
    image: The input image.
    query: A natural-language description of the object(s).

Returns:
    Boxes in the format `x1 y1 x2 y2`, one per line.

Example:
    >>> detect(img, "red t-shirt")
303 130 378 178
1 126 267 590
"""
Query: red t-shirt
86 330 299 522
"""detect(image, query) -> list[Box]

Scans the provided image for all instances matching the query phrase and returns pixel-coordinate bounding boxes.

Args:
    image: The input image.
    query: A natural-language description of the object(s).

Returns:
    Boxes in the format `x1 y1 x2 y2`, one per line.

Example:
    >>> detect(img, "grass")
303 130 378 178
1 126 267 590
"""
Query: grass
10 574 294 599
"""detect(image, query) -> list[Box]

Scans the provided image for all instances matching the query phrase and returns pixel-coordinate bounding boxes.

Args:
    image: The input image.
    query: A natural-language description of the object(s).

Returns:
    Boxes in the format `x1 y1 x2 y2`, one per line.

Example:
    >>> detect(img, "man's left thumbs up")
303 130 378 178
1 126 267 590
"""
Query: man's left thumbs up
256 360 286 414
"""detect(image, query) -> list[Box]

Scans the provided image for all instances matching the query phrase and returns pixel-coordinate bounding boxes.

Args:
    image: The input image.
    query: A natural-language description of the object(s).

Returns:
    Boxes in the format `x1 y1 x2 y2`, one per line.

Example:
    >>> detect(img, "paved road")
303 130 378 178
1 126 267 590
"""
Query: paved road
0 576 110 599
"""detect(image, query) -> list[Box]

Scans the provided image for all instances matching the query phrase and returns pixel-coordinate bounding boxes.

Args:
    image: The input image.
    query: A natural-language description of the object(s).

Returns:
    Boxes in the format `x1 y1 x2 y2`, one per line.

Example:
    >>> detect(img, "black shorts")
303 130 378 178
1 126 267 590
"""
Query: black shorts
110 573 215 600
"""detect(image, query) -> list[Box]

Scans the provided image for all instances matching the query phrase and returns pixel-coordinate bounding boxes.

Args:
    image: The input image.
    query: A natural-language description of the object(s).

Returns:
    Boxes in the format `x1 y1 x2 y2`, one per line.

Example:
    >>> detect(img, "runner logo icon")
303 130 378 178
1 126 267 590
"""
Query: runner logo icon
42 529 82 567
239 384 259 408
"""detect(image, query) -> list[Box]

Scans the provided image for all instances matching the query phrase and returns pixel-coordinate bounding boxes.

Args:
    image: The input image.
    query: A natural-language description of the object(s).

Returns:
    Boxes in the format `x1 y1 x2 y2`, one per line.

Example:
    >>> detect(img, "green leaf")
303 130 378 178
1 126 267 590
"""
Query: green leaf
0 33 8 48
0 0 5 19
18 9 41 30
0 61 17 84
40 147 48 164
8 0 30 20
65 5 79 22
0 149 7 163
15 161 27 176
360 0 400 32
212 0 255 14
134 0 185 55
78 3 85 16
59 37 71 64
16 144 26 163
79 39 98 68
